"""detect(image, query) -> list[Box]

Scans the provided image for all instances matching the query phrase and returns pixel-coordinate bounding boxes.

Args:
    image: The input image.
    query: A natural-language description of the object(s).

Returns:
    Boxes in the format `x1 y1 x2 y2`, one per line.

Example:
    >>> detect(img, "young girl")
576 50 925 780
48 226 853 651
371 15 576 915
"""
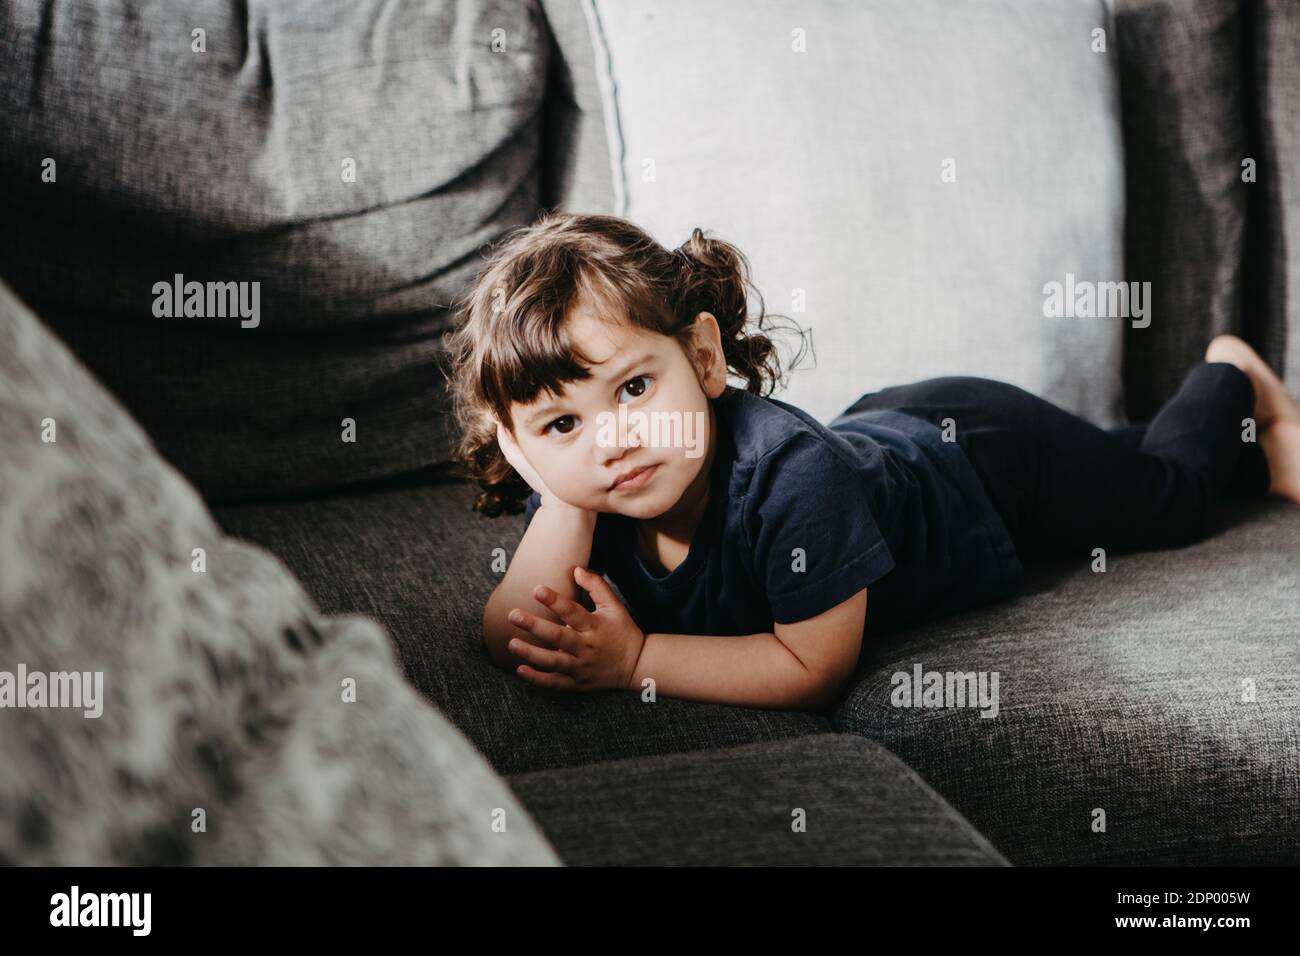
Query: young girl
447 212 1300 711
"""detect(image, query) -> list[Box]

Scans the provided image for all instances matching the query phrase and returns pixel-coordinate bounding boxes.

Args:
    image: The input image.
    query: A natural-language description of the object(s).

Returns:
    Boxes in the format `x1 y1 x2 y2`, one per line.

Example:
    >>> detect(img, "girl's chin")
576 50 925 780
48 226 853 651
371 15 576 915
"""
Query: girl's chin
606 489 670 518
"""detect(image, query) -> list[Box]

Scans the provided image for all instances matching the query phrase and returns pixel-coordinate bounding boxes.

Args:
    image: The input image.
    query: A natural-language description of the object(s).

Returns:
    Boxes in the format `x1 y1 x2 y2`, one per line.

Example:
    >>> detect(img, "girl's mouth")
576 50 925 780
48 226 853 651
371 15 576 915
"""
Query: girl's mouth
610 464 658 491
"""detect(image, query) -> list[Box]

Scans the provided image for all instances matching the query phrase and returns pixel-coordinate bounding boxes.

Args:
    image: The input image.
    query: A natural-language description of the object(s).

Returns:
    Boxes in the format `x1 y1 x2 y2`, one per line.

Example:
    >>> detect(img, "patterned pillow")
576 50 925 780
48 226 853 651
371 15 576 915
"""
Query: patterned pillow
0 279 560 865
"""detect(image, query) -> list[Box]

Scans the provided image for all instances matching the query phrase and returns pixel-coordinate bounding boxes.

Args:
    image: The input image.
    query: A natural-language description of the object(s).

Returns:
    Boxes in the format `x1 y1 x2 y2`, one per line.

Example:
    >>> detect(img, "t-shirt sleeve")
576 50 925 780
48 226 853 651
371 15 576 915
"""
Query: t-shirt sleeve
744 433 895 625
520 490 606 576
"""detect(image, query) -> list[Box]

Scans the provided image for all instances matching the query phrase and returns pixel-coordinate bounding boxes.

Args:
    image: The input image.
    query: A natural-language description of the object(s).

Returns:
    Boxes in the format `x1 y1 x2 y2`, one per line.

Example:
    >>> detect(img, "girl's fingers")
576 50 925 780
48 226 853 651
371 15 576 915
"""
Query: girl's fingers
533 584 590 629
509 609 579 653
508 637 578 675
515 664 578 691
573 566 621 610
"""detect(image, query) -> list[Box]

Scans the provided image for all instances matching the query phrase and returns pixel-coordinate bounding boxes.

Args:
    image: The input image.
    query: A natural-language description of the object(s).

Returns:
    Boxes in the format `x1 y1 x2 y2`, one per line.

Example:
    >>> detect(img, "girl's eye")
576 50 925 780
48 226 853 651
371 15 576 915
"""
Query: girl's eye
543 415 576 436
540 375 651 435
617 374 652 403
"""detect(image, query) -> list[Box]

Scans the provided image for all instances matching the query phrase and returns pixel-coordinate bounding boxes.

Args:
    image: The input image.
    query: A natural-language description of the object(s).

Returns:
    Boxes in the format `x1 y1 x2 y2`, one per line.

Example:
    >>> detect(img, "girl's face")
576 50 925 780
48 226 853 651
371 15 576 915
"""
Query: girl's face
507 305 728 520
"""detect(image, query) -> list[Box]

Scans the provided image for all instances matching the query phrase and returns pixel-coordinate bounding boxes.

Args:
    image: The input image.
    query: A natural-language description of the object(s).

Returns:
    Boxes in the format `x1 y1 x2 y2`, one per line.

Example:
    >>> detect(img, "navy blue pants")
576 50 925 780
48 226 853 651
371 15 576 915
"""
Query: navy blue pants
840 363 1270 558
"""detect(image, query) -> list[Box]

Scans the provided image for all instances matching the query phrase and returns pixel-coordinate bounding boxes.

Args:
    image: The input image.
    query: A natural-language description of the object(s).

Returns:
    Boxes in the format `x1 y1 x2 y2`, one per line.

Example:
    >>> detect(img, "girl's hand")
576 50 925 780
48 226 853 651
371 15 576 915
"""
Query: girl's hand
494 417 580 512
495 417 552 498
507 566 646 693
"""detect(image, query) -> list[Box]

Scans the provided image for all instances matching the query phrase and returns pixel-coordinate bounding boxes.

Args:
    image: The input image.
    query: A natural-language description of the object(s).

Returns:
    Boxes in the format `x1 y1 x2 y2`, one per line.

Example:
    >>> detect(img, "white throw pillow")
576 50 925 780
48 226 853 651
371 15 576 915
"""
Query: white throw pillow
584 0 1128 427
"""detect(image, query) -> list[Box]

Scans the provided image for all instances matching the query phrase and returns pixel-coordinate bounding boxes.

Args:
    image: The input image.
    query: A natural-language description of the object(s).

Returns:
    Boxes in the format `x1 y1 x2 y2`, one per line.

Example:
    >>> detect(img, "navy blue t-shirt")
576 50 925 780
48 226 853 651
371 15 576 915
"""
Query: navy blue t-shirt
521 385 1024 639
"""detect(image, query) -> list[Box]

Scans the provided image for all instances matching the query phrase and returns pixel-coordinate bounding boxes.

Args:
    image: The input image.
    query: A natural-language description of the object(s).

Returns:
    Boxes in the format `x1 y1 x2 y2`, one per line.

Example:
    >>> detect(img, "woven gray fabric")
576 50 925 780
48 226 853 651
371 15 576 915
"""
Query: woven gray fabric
507 734 1010 866
833 497 1300 866
214 477 835 776
1113 0 1258 420
0 279 560 865
216 469 1300 864
0 0 552 501
538 0 617 214
1253 0 1300 398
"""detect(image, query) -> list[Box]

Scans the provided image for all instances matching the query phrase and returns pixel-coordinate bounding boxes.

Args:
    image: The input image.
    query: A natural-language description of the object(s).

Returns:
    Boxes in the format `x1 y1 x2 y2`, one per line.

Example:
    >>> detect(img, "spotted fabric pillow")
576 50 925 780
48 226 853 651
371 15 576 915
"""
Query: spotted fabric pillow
0 279 560 865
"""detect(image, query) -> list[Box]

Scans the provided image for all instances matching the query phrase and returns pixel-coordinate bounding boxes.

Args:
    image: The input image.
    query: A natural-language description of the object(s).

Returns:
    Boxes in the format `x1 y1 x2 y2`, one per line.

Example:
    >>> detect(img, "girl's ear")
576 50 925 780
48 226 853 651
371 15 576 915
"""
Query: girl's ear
689 313 728 397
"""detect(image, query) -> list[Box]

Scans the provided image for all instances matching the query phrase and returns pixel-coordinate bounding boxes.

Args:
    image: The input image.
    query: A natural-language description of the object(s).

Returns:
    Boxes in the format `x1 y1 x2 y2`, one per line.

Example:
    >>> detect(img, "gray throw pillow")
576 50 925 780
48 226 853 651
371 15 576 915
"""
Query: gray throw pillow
0 0 556 501
0 279 561 865
1113 0 1247 418
1253 0 1300 400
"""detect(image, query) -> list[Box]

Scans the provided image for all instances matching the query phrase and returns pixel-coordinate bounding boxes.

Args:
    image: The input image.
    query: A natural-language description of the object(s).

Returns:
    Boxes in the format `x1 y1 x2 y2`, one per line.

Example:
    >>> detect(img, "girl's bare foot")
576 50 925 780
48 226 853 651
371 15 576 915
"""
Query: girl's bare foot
1260 420 1300 505
1205 334 1300 428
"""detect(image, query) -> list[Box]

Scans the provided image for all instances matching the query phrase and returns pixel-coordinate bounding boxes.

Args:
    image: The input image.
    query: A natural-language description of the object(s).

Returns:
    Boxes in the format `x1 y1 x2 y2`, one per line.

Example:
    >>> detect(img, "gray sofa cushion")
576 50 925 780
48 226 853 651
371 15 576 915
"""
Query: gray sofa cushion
213 477 835 776
832 497 1300 866
1113 0 1262 419
0 0 554 502
507 734 1010 865
0 279 559 865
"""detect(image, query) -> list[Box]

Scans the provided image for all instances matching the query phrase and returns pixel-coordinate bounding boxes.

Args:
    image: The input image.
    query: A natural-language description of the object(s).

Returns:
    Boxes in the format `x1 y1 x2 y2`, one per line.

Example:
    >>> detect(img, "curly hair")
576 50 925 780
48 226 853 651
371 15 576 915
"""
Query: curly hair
440 211 811 517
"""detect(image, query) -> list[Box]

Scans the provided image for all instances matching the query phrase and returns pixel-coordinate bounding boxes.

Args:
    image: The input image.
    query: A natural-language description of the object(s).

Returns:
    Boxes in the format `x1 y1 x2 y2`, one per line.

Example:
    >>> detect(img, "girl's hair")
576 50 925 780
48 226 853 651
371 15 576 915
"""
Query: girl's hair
441 211 811 516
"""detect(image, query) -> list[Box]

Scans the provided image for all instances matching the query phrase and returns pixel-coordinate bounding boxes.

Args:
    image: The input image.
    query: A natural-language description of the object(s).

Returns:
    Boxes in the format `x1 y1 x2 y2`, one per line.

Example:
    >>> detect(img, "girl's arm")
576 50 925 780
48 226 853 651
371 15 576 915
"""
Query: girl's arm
629 588 868 710
483 501 597 672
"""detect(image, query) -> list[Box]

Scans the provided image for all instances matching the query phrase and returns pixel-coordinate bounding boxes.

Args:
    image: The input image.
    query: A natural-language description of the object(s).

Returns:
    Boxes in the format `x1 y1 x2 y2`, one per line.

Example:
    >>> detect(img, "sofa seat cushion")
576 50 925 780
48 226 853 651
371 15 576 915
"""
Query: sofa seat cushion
507 734 1009 865
213 477 836 777
832 498 1300 865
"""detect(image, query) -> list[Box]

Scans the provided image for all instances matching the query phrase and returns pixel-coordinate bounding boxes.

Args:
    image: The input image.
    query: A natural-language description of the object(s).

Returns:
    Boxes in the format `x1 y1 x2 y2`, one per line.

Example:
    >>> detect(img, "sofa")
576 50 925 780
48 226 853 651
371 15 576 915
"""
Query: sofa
1 0 1297 866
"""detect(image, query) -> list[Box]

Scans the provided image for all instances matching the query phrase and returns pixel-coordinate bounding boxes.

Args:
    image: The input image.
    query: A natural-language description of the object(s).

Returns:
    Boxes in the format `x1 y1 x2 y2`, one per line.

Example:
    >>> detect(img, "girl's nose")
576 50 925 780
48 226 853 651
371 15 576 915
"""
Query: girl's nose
595 434 642 466
594 417 645 460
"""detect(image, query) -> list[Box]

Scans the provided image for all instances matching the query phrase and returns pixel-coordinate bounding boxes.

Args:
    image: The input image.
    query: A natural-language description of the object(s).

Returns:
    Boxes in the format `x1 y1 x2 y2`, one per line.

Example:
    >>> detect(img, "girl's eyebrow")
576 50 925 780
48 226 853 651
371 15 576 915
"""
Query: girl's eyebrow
594 352 656 385
524 353 656 428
